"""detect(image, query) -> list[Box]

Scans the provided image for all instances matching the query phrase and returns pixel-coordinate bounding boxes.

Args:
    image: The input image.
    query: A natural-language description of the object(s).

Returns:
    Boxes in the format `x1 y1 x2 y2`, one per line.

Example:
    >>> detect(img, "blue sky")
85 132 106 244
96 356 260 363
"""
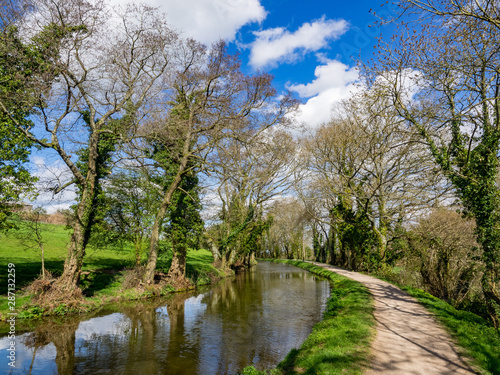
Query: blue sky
31 0 399 212
119 0 398 126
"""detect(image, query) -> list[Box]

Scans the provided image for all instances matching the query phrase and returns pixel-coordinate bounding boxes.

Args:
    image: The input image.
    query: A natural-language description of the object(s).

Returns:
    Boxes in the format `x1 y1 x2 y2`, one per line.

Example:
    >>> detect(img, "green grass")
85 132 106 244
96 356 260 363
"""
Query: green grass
400 286 500 375
0 223 70 293
0 222 222 318
240 260 375 375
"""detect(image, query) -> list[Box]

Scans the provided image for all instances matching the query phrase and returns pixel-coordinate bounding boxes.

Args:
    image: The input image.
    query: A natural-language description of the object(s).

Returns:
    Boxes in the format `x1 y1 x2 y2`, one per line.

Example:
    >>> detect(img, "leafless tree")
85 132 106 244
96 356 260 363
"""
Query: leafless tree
206 128 298 268
300 90 449 268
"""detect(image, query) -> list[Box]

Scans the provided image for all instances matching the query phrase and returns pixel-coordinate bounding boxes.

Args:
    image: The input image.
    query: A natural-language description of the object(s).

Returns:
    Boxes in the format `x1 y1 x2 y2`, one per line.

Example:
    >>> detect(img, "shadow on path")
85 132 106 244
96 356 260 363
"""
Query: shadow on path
310 262 478 375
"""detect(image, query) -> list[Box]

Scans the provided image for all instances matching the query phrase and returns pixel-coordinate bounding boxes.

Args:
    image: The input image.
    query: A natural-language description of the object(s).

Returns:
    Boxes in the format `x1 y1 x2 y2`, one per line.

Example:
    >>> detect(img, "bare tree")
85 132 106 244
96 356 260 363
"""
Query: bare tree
396 0 500 30
138 42 297 283
207 128 298 267
300 90 448 269
406 208 481 305
263 197 310 260
15 208 50 279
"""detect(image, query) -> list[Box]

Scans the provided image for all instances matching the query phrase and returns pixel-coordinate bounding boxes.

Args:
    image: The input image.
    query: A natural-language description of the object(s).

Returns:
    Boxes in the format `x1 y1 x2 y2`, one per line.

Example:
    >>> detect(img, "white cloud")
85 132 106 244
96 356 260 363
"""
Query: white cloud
249 17 349 69
30 156 77 213
118 0 267 44
287 60 359 127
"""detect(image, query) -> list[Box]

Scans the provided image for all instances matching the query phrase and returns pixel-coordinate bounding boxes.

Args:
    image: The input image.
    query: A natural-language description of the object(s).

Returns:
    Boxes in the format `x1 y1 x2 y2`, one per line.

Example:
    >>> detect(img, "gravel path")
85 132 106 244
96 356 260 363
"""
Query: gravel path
310 262 478 375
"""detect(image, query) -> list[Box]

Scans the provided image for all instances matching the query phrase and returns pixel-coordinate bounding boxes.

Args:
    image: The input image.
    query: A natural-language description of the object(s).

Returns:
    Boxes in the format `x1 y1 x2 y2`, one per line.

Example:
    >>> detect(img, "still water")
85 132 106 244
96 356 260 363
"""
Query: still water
0 261 330 375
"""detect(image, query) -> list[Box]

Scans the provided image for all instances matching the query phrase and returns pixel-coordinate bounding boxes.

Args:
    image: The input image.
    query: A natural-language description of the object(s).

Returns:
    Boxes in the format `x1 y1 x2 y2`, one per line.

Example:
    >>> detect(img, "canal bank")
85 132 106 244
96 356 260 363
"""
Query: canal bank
240 260 375 375
0 261 334 374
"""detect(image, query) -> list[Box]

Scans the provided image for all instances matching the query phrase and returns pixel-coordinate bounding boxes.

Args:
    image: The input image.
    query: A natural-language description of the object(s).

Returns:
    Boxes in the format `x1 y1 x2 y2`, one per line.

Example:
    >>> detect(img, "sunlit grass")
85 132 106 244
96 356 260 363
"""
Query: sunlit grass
240 260 375 375
0 223 69 293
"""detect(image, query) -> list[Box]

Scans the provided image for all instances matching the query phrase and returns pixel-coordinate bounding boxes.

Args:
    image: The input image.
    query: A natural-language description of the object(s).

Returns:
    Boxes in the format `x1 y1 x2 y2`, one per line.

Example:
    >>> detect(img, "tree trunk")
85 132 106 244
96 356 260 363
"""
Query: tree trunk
143 124 193 284
249 252 256 266
143 165 189 284
482 269 500 329
55 133 99 291
227 248 237 267
57 212 87 289
375 196 388 267
56 196 92 290
40 243 45 280
143 187 174 284
167 245 187 284
206 235 221 262
479 232 500 329
328 229 336 265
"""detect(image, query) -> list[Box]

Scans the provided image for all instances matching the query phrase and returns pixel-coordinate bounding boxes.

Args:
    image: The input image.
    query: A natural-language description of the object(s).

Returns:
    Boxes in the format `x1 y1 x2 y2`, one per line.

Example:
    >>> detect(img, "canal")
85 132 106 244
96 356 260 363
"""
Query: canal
0 261 330 375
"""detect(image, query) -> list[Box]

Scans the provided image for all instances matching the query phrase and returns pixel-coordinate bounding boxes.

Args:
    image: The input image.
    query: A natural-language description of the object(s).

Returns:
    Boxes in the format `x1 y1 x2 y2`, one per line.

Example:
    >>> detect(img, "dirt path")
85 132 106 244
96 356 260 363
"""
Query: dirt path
309 262 478 375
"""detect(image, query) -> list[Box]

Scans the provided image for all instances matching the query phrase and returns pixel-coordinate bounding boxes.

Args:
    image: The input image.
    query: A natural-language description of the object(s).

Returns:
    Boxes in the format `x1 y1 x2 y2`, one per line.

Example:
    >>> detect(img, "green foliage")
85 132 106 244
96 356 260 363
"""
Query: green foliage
0 26 37 230
0 22 86 230
238 367 282 375
217 203 255 255
0 116 35 230
165 168 204 256
103 169 160 263
72 110 129 249
329 197 378 271
242 215 274 256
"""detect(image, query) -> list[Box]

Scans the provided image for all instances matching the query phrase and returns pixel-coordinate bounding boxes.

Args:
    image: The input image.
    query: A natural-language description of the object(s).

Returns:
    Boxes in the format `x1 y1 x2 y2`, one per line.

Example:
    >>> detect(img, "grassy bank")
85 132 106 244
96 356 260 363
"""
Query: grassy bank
0 222 227 319
240 260 375 375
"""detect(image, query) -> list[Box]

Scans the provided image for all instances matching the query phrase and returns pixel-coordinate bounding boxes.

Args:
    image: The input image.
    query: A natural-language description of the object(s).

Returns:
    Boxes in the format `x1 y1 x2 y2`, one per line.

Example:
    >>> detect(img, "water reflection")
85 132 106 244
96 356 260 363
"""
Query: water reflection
0 262 329 375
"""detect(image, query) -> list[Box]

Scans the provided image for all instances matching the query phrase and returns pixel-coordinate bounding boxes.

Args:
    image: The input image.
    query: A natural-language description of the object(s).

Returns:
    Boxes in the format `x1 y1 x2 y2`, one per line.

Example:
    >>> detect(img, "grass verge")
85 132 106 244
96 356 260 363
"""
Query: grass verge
240 259 375 375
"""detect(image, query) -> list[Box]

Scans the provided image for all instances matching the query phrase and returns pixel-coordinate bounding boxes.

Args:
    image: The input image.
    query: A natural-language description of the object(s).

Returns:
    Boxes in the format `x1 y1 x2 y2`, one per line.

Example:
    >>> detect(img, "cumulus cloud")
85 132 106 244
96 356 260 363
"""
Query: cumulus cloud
287 60 359 127
115 0 267 44
249 17 349 69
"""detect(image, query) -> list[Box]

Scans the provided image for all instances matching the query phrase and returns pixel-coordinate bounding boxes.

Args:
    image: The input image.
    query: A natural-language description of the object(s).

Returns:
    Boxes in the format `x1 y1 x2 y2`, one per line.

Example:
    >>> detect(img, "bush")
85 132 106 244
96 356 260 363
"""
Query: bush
404 208 482 306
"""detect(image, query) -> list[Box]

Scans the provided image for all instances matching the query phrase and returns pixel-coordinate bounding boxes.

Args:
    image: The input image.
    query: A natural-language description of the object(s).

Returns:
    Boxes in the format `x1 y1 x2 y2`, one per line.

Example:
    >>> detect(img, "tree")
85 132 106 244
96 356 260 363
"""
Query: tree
0 2 40 230
300 91 448 270
163 166 204 283
398 0 500 30
207 128 297 268
0 0 182 294
103 168 161 266
262 197 309 260
406 208 481 306
139 41 297 283
372 0 500 326
15 207 51 279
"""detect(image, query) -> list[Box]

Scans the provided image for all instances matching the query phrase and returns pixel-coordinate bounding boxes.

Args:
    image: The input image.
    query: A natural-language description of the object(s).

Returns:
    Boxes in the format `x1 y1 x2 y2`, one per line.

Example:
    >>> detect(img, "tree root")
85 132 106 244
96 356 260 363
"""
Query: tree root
26 274 83 311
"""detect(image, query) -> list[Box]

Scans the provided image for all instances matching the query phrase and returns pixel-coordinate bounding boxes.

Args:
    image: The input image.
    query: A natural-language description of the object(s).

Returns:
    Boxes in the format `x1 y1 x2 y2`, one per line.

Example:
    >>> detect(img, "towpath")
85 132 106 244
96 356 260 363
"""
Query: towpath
310 262 478 375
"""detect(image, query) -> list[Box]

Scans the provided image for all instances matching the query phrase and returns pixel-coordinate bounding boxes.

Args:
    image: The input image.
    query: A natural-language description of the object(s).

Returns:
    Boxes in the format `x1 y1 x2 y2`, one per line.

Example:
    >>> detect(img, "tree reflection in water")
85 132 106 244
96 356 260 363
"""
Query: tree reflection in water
1 262 329 375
